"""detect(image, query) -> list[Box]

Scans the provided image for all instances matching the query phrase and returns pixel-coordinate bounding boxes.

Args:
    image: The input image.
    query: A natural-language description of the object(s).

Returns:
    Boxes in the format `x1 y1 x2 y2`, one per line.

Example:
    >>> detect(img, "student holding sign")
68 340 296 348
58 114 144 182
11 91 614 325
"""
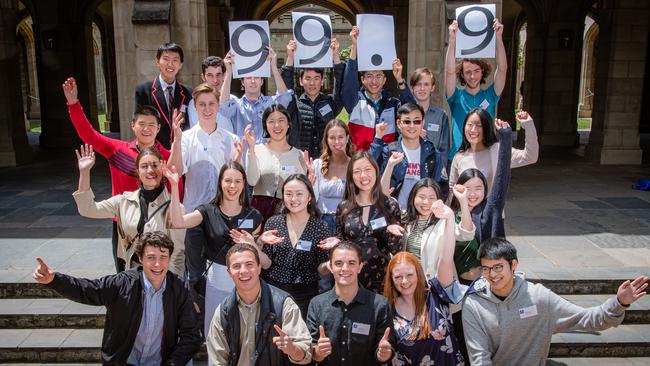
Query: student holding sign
282 38 345 159
219 48 293 147
341 26 402 152
445 16 507 160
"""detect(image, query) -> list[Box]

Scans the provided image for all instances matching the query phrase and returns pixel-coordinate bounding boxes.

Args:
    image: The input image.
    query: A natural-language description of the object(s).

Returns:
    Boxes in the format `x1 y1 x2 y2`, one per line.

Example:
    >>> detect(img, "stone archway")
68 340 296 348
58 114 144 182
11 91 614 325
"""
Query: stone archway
16 15 39 123
578 16 597 119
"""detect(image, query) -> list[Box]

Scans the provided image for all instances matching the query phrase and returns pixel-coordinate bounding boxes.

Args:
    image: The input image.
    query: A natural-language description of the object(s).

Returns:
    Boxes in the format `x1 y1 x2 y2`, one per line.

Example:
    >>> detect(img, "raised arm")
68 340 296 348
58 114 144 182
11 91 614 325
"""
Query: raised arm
380 151 404 196
220 51 233 104
511 111 539 167
76 144 94 193
162 163 202 229
331 38 345 114
166 110 183 173
341 27 360 114
445 21 459 98
269 47 288 94
486 119 512 214
493 18 507 96
431 201 457 287
281 40 296 91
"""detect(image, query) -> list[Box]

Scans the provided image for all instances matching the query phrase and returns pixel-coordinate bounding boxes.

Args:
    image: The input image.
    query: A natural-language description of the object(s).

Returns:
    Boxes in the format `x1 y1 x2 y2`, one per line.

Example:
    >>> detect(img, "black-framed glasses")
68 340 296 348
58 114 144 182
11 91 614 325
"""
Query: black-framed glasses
480 263 506 275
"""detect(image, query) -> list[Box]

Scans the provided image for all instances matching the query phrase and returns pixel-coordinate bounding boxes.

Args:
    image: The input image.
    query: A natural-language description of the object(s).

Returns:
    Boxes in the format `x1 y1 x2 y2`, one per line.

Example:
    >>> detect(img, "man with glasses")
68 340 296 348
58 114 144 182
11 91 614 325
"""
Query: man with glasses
463 238 648 365
369 103 445 207
341 26 403 151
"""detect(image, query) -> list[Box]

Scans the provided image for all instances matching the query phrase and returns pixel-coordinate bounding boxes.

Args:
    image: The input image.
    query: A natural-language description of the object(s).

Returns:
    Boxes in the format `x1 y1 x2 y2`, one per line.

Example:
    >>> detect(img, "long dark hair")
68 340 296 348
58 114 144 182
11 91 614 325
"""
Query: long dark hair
262 104 291 138
344 151 389 217
319 119 355 175
279 174 321 218
459 108 498 152
211 161 249 207
404 178 441 224
451 168 488 211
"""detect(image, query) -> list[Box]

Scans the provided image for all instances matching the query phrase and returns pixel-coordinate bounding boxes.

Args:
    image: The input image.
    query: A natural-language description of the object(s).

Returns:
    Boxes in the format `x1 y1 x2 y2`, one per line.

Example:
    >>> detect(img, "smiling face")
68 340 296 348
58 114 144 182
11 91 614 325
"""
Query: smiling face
413 186 438 218
156 51 183 83
283 179 310 214
201 65 225 89
227 250 261 293
351 157 376 193
330 248 362 288
464 112 484 148
391 262 418 298
131 114 160 147
299 70 324 99
397 110 424 140
412 73 435 103
137 154 163 190
140 244 170 290
326 125 348 154
462 61 483 91
361 71 386 98
265 111 289 141
463 176 486 209
195 92 219 124
481 257 518 298
221 168 245 203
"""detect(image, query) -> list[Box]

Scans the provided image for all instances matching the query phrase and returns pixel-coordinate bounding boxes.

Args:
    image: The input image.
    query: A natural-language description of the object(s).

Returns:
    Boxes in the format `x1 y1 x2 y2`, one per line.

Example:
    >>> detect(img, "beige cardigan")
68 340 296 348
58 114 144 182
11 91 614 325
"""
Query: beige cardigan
73 188 186 276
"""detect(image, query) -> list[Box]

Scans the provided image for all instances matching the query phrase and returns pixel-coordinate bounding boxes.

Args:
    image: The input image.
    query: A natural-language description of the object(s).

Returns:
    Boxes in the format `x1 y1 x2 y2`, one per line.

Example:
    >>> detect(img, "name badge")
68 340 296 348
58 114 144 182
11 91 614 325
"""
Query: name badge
351 322 371 336
238 219 254 229
427 123 440 132
379 107 395 122
318 104 333 116
281 165 297 174
180 104 187 113
479 99 490 110
519 305 538 319
295 240 312 251
370 217 387 230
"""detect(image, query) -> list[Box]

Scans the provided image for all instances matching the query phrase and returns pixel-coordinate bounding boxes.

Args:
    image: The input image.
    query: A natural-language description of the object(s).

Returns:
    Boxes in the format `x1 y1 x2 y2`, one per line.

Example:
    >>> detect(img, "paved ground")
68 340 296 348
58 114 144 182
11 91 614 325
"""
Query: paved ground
0 145 649 283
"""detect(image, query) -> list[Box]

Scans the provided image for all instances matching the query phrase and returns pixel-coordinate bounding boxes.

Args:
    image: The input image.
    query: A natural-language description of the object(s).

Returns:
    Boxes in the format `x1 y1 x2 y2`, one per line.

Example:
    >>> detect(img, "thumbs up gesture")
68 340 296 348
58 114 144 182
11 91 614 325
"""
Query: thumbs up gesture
376 327 393 362
32 257 55 284
313 324 332 361
273 324 303 360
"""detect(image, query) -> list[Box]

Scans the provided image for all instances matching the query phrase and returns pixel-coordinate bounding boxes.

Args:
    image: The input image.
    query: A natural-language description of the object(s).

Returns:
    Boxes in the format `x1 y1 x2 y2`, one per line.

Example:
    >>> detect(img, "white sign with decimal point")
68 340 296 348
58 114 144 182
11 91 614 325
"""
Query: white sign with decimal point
229 20 271 78
292 12 333 68
356 14 396 71
455 4 496 58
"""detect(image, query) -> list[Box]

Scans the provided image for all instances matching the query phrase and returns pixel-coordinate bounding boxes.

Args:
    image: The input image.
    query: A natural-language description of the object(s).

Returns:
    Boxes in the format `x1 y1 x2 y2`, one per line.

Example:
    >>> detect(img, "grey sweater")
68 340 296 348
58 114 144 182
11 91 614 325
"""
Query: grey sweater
462 273 627 365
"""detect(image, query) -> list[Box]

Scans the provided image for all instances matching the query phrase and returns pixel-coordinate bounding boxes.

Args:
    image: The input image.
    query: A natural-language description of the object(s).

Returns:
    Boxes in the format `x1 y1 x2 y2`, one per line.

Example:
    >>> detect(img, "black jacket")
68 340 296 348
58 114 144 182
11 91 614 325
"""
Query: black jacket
135 77 192 149
47 267 201 365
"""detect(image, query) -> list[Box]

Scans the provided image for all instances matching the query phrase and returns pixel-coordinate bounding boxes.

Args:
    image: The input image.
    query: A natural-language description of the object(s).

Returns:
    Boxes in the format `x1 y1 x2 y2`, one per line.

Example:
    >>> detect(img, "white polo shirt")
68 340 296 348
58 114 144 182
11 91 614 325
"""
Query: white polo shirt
181 124 240 212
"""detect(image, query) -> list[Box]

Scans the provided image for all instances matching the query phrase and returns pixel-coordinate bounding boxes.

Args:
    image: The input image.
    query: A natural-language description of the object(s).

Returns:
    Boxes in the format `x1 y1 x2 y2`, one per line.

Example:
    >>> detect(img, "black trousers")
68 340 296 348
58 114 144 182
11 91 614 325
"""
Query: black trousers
111 222 126 273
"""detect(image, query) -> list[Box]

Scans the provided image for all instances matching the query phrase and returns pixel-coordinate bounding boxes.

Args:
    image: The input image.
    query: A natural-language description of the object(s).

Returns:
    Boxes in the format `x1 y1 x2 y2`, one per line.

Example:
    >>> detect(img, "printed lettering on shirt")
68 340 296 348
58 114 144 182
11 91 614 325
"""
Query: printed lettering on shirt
405 162 421 177
351 322 371 336
519 305 538 319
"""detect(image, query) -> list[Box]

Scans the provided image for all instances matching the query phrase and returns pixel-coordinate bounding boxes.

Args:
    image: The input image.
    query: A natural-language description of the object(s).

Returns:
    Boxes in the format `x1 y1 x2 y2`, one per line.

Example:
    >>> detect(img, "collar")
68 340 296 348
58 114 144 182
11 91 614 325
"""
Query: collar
299 92 323 104
362 89 383 104
158 75 176 92
236 288 262 309
242 93 266 105
326 286 370 306
128 140 162 152
142 270 167 294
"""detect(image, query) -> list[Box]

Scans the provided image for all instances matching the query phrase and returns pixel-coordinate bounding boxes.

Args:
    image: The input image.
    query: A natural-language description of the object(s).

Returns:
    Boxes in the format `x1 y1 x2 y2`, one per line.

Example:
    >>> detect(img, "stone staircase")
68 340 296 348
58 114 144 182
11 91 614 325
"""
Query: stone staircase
0 279 648 364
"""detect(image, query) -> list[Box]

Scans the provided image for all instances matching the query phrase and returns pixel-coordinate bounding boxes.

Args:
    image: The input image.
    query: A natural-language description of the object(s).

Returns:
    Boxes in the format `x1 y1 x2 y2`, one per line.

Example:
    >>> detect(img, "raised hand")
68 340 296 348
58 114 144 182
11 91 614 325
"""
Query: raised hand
331 38 341 64
75 144 95 172
494 118 510 130
318 237 340 251
224 51 233 73
392 58 403 83
286 39 297 59
161 161 180 185
232 141 243 163
172 108 184 136
244 124 256 152
376 327 392 362
375 122 389 139
386 224 405 237
258 230 284 245
267 46 278 64
303 150 315 175
516 110 531 122
350 26 359 45
493 18 504 39
229 229 256 246
314 325 332 360
387 151 405 167
617 275 648 306
448 20 458 41
452 184 468 204
32 257 55 284
431 200 454 220
62 77 79 105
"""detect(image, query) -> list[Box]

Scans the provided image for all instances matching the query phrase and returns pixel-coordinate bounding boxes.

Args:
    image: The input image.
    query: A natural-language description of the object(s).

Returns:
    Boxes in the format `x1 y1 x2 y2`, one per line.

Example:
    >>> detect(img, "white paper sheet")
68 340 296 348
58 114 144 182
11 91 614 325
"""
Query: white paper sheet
229 21 271 78
356 14 396 71
455 4 496 58
292 12 333 68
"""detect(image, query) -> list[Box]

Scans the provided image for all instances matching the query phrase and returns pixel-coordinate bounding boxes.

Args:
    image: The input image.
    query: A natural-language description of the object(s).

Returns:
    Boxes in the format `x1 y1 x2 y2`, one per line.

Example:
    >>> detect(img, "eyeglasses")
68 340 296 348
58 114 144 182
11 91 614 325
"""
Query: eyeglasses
363 74 385 81
480 263 507 275
401 119 422 126
352 168 375 177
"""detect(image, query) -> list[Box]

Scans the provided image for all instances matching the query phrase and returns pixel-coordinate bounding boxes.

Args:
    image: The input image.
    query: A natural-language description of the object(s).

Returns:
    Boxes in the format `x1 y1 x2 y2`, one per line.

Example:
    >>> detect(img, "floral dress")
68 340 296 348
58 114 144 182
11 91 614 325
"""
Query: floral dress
392 278 481 366
336 197 401 293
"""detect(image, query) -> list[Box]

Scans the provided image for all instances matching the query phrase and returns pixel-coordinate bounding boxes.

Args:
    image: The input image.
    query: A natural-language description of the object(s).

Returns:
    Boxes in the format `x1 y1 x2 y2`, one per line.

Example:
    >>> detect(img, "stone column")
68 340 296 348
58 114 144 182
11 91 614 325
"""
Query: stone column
0 0 32 166
585 0 647 164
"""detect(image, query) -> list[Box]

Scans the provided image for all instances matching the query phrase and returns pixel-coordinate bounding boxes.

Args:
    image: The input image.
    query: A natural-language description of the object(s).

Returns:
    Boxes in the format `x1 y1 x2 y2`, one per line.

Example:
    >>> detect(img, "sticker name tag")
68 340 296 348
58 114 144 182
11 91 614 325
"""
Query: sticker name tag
295 240 312 251
180 104 187 113
379 107 395 122
318 104 333 116
427 123 440 132
479 99 490 110
370 216 387 230
351 322 371 335
281 165 297 174
519 305 538 319
238 219 254 229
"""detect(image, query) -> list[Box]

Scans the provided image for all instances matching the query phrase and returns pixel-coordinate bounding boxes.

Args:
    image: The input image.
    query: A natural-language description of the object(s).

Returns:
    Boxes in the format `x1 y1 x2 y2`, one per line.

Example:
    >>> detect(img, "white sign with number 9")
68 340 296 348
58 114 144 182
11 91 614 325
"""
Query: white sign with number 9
292 12 333 68
229 20 271 78
455 4 496 58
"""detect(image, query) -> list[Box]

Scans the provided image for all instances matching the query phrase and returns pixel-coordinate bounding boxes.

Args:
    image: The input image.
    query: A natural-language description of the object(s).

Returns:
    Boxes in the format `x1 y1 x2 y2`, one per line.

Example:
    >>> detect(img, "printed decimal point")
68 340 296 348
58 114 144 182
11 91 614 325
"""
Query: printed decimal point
371 54 382 66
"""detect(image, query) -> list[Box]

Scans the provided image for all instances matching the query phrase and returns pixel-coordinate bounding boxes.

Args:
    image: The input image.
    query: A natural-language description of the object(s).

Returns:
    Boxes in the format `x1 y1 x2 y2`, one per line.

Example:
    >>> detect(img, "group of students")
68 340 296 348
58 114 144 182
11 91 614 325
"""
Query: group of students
31 17 648 366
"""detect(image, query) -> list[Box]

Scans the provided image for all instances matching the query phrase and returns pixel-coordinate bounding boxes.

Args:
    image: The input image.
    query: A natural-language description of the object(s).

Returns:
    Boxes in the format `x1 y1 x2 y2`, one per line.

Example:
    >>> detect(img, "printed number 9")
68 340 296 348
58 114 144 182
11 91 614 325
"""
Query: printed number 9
294 15 332 66
457 7 495 56
231 24 270 74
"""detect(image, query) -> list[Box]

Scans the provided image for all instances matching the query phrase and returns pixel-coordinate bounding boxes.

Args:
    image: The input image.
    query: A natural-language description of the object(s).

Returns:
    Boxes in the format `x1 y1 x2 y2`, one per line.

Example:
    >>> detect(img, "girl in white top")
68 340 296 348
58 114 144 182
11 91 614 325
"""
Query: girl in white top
308 119 355 234
449 109 538 192
245 104 306 222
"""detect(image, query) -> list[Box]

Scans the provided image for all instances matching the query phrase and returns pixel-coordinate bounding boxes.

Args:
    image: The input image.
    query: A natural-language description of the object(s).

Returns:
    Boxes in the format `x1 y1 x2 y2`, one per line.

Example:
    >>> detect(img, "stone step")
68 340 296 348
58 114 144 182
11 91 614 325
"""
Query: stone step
546 358 650 366
0 299 104 328
560 294 650 324
549 324 650 358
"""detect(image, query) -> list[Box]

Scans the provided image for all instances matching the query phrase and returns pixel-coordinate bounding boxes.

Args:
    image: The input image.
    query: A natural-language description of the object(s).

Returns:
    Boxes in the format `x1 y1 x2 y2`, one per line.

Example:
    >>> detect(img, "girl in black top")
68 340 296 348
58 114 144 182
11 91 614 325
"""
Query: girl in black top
165 160 263 337
258 174 333 318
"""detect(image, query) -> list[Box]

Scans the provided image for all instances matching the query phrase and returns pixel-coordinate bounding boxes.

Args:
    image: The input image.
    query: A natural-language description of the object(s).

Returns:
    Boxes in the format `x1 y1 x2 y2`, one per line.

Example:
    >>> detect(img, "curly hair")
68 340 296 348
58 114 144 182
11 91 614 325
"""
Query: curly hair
456 58 492 86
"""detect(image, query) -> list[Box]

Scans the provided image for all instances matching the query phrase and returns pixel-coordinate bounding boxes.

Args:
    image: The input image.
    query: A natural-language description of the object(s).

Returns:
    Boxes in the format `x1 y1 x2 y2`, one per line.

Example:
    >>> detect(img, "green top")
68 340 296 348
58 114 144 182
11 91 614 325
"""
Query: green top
454 212 480 275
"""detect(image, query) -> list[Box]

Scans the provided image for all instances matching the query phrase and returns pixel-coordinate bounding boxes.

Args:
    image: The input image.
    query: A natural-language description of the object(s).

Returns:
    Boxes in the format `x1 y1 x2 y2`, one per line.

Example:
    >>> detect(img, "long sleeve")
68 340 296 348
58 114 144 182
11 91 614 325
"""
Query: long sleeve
484 128 512 238
245 148 262 186
438 112 451 164
331 62 346 115
46 272 119 306
448 153 461 193
72 188 122 219
551 291 626 334
280 65 296 91
168 284 202 365
462 299 495 366
511 118 539 168
368 137 387 172
206 305 230 365
398 87 416 104
68 102 116 157
281 297 313 364
271 90 294 108
341 58 360 114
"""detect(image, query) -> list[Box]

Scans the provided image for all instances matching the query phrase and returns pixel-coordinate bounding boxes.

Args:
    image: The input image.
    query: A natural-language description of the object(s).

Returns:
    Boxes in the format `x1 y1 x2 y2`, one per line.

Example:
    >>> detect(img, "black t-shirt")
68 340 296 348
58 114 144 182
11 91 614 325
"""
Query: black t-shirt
196 204 263 265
